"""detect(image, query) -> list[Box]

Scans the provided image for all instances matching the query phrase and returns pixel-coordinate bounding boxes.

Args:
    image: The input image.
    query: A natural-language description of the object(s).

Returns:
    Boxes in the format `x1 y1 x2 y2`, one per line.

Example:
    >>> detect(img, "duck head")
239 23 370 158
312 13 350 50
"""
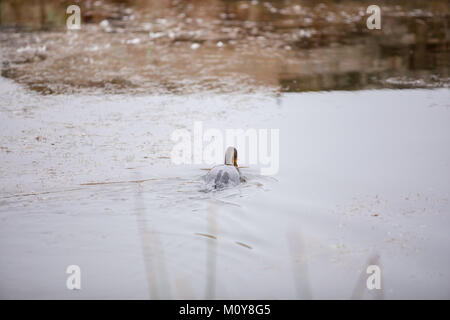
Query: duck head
224 147 238 167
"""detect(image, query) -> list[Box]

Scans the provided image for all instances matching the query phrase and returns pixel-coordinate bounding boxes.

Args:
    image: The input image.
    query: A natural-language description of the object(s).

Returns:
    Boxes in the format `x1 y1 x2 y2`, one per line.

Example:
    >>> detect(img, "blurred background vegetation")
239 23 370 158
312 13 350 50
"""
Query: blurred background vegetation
0 0 448 94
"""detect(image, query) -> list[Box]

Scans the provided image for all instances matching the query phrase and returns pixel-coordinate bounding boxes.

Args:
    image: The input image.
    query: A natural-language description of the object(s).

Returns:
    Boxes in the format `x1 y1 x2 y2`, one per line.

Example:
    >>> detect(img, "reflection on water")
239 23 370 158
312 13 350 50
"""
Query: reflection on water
0 0 449 93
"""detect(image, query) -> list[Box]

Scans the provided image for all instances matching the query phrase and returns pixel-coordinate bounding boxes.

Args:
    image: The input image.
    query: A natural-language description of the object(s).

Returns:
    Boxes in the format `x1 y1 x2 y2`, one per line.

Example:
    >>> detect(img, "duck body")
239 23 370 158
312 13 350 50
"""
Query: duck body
204 146 242 190
205 164 241 190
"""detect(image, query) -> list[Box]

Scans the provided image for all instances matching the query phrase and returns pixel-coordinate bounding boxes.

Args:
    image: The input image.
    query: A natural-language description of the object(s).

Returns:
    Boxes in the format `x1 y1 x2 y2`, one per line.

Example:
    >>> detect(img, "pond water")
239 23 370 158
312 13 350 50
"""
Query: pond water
0 0 449 299
1 76 449 298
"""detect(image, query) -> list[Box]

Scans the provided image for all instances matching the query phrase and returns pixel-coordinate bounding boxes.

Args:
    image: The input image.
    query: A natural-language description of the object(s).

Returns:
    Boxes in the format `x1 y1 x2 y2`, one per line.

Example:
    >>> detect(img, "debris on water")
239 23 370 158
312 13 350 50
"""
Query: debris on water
235 241 252 249
195 233 217 240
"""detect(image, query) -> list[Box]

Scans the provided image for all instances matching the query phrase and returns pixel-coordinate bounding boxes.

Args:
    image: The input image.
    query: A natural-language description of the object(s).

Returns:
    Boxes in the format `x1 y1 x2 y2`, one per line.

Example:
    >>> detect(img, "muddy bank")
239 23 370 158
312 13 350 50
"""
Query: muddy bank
0 0 449 94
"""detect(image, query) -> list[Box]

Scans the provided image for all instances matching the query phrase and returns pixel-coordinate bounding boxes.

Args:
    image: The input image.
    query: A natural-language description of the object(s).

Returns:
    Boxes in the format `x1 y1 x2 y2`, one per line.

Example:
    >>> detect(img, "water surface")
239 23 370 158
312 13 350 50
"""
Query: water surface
0 0 448 94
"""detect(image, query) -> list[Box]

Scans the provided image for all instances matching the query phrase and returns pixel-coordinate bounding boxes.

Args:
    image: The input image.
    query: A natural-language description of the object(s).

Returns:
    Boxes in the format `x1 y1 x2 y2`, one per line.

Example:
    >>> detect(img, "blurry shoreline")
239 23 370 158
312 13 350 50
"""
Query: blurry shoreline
0 0 449 94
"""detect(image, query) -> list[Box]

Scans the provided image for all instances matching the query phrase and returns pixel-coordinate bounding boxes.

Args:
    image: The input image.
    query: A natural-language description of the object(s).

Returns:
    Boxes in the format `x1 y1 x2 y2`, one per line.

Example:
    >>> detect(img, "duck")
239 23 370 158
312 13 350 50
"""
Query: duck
205 147 242 190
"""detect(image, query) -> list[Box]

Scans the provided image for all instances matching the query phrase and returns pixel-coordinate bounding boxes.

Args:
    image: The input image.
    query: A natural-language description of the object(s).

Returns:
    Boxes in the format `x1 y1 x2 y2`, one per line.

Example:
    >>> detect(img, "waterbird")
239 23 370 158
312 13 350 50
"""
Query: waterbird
205 147 242 190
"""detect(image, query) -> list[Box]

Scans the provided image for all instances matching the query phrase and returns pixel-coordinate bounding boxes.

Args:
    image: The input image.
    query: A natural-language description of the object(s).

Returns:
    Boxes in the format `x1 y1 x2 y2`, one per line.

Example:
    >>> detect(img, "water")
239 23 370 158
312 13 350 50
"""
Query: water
0 0 450 299
1 75 449 298
0 0 448 94
0 75 280 298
